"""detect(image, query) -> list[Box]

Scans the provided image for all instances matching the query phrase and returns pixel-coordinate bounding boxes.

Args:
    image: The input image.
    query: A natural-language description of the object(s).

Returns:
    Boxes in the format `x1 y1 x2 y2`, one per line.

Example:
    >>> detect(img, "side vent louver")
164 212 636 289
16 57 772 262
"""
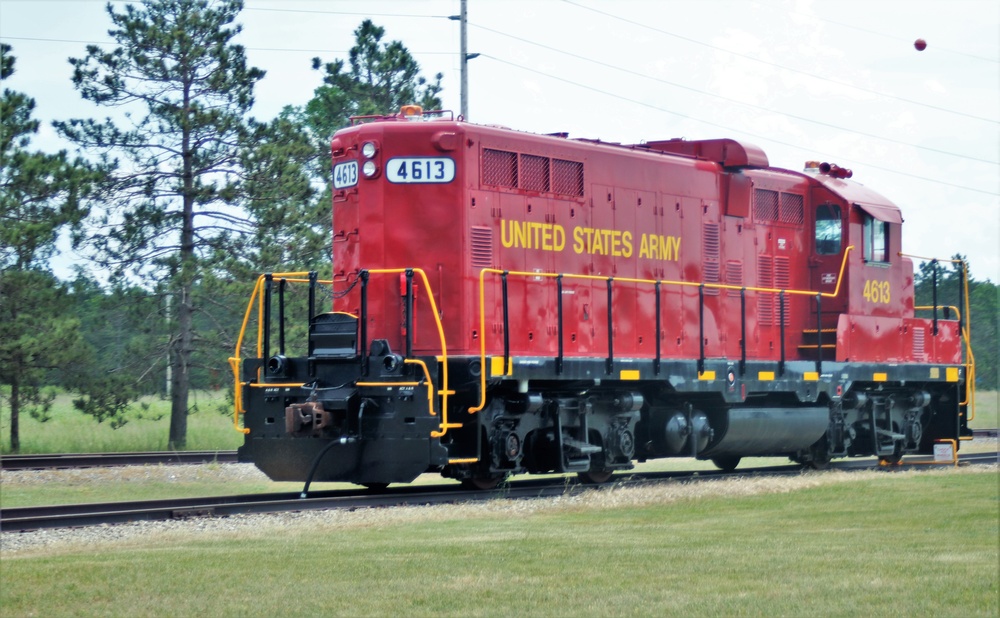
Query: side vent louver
470 226 493 269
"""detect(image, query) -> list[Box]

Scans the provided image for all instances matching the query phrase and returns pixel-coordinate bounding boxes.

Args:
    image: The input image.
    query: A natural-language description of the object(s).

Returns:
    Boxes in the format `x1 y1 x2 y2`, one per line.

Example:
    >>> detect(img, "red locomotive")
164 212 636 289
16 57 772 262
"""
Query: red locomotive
231 106 974 488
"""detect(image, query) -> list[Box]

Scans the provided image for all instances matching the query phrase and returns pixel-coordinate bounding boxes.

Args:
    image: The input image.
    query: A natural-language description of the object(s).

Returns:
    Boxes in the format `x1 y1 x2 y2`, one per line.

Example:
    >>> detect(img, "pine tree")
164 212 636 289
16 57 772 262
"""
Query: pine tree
55 0 264 449
305 20 443 149
0 44 101 451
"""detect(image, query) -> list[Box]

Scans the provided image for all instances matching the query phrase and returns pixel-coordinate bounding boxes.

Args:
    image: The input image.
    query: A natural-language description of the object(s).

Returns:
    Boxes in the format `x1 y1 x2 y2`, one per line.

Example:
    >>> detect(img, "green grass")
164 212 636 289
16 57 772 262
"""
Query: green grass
970 389 998 429
2 470 996 617
0 390 243 454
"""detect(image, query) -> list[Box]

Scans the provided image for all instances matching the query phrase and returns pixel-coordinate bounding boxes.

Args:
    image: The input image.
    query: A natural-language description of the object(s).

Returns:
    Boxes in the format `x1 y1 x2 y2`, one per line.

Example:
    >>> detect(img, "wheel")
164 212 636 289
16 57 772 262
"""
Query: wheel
878 453 903 466
878 438 904 466
805 438 832 470
461 474 507 490
362 482 389 491
711 456 741 472
577 469 614 484
806 454 831 470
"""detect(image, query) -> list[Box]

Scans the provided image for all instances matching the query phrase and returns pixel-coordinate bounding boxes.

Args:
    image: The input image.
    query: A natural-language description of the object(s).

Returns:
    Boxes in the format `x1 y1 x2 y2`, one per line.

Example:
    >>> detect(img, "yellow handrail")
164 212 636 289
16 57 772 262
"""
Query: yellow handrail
404 358 438 417
367 268 453 437
470 248 855 413
900 254 975 420
229 272 328 435
229 269 456 437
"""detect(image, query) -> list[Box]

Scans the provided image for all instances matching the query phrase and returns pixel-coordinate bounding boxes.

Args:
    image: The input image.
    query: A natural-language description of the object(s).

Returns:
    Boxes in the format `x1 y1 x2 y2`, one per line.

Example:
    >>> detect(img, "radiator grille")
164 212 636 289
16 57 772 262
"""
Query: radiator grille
755 189 804 226
779 193 804 224
520 154 550 192
481 149 583 197
483 148 517 188
754 189 779 221
552 159 584 196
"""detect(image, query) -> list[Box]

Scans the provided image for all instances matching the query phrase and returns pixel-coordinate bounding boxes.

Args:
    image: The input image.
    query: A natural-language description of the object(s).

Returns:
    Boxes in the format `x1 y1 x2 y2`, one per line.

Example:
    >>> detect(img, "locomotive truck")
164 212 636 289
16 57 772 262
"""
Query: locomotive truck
230 106 974 489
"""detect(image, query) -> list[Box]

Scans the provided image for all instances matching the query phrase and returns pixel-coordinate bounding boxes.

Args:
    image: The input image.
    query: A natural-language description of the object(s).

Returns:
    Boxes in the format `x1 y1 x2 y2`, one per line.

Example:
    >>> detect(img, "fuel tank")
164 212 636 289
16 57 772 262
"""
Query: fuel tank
699 406 828 458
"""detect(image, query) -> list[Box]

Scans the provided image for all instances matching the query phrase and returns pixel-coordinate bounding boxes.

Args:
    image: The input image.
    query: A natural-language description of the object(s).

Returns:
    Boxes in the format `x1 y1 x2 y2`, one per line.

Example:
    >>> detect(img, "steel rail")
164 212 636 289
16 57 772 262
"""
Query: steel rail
0 450 238 471
2 452 995 533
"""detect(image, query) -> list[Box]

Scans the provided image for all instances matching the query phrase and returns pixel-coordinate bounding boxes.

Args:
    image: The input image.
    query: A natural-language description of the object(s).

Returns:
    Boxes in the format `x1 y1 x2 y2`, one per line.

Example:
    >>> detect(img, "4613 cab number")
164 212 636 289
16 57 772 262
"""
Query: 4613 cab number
387 157 455 184
333 160 358 189
863 279 891 304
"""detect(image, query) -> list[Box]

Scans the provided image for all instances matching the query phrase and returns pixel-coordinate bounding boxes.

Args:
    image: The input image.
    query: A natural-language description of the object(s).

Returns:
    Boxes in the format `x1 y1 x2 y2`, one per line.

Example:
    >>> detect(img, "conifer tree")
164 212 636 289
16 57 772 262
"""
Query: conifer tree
0 44 101 451
56 0 264 449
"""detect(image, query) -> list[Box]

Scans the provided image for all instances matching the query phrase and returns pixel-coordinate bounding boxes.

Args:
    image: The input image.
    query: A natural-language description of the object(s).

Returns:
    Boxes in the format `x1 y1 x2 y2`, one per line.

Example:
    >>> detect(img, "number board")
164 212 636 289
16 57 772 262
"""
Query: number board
387 157 455 184
333 161 358 189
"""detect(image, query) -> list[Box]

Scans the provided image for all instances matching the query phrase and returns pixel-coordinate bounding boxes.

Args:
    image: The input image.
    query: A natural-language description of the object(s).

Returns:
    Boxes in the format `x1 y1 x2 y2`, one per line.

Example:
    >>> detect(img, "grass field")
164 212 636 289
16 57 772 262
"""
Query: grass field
0 390 243 454
2 468 997 617
2 389 996 455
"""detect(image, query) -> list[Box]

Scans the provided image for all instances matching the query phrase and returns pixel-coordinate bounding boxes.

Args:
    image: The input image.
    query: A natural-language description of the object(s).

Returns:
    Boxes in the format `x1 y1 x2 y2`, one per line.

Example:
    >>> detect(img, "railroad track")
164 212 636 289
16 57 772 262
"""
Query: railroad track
3 430 994 470
2 452 995 533
0 450 238 471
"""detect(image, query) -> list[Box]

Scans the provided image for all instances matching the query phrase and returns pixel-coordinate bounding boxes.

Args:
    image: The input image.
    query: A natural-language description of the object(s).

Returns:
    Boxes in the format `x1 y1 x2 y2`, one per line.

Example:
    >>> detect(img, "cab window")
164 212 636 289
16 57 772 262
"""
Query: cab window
814 204 842 255
863 214 888 262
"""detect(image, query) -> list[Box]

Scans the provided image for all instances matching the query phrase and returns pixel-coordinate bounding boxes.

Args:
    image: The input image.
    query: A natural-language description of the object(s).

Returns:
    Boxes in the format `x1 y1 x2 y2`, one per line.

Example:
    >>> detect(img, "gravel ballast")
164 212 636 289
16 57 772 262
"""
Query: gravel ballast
2 462 996 556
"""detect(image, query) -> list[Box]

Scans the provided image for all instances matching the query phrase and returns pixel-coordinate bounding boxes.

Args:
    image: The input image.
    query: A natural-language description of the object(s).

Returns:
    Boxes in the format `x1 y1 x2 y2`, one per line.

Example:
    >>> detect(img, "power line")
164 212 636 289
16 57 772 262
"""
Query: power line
561 0 998 125
244 6 447 19
471 23 997 167
0 35 453 56
480 54 998 197
786 9 999 64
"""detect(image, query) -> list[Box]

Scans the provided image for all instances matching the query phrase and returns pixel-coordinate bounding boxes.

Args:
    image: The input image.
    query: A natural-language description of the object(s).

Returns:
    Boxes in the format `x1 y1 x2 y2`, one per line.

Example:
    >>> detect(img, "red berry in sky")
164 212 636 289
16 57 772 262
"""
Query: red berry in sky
914 38 927 51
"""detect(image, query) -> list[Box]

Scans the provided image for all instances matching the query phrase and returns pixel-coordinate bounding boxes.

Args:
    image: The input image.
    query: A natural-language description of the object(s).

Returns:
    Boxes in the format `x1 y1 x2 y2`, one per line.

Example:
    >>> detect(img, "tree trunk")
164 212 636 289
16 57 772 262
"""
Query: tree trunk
169 79 196 451
10 376 20 452
168 286 191 450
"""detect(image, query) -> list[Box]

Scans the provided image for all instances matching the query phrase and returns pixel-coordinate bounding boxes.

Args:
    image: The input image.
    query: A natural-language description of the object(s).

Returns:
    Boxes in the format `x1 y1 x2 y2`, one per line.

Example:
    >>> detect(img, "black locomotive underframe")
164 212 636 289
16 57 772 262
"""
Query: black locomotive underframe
238 346 970 485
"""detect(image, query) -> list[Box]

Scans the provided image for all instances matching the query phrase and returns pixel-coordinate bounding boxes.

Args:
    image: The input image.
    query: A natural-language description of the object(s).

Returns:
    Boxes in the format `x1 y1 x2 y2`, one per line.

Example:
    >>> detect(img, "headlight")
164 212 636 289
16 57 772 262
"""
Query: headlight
361 141 378 158
362 160 378 177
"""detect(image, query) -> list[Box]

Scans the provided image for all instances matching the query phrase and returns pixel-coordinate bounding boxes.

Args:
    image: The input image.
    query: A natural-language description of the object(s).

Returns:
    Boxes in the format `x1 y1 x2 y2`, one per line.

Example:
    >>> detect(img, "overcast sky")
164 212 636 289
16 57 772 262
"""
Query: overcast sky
2 0 998 282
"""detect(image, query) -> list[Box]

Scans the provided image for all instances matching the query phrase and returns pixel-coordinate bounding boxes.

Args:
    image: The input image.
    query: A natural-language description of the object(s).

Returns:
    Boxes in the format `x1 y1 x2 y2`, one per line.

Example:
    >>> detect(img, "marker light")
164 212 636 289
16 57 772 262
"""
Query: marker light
361 141 378 158
362 160 378 178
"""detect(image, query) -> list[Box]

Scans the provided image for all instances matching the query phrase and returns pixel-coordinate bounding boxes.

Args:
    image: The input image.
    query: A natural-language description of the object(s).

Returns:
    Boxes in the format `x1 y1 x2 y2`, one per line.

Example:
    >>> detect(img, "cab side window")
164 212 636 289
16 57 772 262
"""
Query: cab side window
863 214 888 262
814 204 842 255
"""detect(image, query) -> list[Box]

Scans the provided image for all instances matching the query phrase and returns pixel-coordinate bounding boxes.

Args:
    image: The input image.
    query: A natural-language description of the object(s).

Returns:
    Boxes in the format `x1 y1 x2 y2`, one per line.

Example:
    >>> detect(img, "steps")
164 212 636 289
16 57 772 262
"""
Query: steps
798 328 836 360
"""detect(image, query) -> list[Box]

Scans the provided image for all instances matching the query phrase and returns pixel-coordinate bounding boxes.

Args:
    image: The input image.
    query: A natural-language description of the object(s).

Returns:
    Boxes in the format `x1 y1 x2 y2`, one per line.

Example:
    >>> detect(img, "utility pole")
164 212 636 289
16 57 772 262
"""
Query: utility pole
450 0 478 120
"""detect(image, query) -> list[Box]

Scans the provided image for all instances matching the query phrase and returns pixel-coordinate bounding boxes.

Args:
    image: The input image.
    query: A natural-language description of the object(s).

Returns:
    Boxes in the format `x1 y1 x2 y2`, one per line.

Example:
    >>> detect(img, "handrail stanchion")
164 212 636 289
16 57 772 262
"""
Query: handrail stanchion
556 274 564 375
501 271 510 375
740 288 746 376
606 277 614 375
262 274 273 364
932 259 939 336
778 290 786 377
957 260 965 335
698 284 705 375
404 268 414 358
654 281 662 376
815 293 823 374
307 271 317 325
360 270 369 376
278 278 287 356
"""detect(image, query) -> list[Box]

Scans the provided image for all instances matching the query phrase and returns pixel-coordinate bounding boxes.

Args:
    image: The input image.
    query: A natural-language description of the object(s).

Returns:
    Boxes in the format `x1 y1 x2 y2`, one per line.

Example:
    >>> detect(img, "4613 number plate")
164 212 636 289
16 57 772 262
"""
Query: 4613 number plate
386 157 455 184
